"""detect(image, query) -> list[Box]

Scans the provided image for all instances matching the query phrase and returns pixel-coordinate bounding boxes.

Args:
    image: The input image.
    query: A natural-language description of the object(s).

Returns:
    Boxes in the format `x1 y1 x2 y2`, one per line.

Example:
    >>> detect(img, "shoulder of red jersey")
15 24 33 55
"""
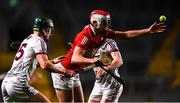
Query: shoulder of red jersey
74 25 92 48
84 24 90 29
77 24 92 38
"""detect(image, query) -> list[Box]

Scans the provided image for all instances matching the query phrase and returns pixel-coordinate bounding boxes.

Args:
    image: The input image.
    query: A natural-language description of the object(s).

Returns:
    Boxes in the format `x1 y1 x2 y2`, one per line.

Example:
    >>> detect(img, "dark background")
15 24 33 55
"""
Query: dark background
0 0 180 102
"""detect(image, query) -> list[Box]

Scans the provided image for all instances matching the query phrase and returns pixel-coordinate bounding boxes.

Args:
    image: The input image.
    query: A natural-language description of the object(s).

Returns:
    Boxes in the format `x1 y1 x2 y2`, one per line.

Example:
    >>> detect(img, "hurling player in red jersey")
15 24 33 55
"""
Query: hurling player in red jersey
51 10 166 102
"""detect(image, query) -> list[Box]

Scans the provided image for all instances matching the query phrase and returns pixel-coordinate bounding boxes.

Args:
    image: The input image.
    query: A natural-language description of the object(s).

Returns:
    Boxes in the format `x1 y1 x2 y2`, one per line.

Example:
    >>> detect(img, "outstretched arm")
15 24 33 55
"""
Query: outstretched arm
115 22 166 38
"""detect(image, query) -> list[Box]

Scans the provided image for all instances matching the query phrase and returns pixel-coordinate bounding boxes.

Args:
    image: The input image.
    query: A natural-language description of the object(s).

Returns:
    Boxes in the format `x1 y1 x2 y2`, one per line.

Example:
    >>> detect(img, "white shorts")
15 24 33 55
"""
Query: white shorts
1 76 38 102
51 63 81 90
89 82 123 103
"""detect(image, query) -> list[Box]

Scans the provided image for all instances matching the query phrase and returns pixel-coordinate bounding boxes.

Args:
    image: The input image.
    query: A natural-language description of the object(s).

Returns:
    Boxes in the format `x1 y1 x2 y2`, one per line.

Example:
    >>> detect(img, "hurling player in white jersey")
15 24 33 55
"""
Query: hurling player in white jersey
88 11 123 103
88 38 123 103
1 16 75 102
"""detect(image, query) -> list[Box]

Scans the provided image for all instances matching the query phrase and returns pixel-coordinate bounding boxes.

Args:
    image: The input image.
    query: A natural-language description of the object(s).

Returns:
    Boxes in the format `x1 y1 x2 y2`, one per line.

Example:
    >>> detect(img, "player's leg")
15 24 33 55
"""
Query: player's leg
29 91 51 102
1 77 49 102
51 63 84 102
51 63 74 102
51 72 74 102
54 86 85 102
88 96 102 103
73 85 84 102
19 83 51 102
1 79 15 102
100 84 123 103
55 89 73 102
71 74 84 102
88 83 103 103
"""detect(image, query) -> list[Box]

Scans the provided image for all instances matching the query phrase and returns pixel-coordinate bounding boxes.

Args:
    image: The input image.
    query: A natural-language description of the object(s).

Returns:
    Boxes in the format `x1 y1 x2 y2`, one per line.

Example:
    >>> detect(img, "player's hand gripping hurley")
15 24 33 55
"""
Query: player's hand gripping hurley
95 60 125 85
84 60 125 86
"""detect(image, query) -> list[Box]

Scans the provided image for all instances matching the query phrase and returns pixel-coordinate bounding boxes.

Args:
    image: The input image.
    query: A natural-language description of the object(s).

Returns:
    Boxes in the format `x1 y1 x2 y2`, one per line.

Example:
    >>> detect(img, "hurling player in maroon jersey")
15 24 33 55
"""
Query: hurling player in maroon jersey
51 10 166 102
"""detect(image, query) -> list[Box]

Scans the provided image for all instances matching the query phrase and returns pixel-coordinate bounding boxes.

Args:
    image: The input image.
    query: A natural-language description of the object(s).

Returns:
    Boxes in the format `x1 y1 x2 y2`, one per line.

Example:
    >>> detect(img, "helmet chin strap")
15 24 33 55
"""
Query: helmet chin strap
90 23 104 35
91 23 97 29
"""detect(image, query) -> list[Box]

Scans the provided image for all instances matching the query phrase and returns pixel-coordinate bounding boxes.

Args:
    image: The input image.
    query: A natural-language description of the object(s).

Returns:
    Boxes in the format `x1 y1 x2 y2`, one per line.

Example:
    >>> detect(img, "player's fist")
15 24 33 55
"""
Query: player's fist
96 67 107 77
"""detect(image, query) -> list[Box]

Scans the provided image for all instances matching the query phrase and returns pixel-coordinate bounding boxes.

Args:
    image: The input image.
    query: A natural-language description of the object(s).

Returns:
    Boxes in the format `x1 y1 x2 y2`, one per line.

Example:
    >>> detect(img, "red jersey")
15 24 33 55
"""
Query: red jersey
60 24 116 71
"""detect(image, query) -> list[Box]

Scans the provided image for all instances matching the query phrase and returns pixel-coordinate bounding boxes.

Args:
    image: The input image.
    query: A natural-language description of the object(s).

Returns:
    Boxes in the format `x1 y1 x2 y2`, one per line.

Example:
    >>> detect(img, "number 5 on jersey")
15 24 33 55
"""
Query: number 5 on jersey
15 43 27 61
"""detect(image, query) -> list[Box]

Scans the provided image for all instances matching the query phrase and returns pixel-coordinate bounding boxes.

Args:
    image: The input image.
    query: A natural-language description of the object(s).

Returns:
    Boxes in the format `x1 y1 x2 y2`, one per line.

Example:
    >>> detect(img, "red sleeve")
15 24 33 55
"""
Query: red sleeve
74 32 90 49
105 29 116 38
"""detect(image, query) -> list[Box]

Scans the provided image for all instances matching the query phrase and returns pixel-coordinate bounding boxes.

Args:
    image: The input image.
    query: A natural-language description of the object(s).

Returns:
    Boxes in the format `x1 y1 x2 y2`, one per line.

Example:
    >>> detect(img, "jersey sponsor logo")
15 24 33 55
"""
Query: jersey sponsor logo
81 36 88 45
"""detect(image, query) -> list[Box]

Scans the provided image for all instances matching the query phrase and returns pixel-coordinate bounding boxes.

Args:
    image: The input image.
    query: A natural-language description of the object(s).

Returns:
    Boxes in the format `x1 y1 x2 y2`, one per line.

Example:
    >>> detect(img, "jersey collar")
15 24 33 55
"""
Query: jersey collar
90 24 96 35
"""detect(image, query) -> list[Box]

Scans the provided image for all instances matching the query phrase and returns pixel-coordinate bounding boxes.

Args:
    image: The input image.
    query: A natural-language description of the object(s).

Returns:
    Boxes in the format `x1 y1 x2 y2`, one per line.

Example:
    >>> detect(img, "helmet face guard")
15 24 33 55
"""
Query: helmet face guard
106 14 111 28
42 28 52 40
90 14 107 30
90 10 111 29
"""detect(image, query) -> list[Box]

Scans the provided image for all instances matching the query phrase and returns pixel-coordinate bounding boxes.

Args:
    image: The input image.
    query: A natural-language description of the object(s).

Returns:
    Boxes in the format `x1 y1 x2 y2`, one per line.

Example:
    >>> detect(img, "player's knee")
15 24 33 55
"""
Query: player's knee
88 98 101 103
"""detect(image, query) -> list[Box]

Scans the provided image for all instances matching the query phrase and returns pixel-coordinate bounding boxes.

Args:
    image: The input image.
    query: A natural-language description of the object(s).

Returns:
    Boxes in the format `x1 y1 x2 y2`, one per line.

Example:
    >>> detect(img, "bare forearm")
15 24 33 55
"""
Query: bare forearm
44 61 65 73
105 51 123 70
71 55 96 64
115 28 150 38
37 54 66 74
72 46 97 65
106 60 122 71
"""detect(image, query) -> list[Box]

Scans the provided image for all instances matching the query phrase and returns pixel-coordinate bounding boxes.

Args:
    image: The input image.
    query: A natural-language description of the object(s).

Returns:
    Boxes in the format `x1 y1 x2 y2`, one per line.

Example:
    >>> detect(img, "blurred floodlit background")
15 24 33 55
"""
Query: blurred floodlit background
0 0 180 102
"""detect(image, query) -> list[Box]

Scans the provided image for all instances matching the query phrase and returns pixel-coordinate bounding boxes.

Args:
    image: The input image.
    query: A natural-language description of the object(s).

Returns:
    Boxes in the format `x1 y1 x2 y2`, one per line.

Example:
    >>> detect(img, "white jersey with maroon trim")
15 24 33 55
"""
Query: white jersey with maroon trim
6 34 47 81
94 38 120 88
89 39 123 102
